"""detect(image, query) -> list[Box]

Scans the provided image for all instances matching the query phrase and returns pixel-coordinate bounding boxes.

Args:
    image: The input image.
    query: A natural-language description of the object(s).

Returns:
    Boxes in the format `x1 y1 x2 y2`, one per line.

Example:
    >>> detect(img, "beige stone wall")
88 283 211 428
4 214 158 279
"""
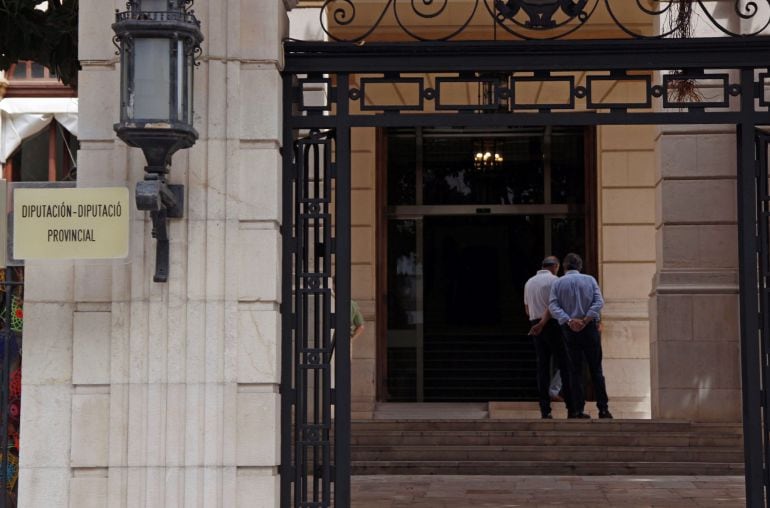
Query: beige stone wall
650 126 740 422
598 125 656 417
18 1 291 506
351 128 377 418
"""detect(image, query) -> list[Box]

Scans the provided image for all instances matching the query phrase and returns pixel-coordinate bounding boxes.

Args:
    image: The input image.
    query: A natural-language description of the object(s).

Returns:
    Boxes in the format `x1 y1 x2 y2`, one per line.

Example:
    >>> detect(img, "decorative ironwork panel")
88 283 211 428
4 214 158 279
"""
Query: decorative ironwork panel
283 130 338 508
318 0 770 42
512 75 575 110
298 78 335 113
287 66 764 123
585 75 651 110
357 77 425 111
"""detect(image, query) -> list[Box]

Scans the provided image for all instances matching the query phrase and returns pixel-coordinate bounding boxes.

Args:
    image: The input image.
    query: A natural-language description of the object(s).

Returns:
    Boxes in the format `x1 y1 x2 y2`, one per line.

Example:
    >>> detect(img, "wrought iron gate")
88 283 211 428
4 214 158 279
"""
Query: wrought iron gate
281 122 351 507
281 4 770 507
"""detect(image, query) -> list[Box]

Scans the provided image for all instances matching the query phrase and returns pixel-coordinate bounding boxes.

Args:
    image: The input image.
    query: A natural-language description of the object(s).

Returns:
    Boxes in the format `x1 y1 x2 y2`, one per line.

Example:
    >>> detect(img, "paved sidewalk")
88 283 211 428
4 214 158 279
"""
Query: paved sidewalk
351 475 745 507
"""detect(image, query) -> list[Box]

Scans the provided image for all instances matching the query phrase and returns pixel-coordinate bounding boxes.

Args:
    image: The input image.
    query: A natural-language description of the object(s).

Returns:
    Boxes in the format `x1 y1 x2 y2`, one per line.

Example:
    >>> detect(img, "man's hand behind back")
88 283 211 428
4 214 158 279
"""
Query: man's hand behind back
568 319 586 333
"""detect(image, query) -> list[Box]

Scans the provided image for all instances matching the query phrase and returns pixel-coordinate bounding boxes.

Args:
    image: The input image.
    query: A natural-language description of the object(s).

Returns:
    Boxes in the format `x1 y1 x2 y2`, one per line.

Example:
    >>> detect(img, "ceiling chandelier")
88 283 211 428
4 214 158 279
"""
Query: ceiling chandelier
473 144 504 170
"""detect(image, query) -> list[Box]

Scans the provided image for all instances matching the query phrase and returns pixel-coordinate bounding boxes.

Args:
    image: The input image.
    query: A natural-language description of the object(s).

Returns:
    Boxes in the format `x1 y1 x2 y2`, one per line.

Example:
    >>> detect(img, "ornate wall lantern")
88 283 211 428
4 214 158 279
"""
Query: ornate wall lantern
112 0 203 282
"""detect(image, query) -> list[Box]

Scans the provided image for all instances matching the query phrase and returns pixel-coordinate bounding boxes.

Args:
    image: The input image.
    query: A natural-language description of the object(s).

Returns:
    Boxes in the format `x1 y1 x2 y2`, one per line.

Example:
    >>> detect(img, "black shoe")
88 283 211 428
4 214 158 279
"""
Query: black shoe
568 412 591 419
599 409 614 419
541 413 553 419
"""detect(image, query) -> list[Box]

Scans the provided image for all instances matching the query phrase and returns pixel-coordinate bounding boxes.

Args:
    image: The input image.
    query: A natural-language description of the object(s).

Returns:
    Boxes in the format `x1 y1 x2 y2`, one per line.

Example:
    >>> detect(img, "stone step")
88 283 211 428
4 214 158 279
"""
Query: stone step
351 431 743 448
352 444 743 463
347 419 743 476
351 419 743 434
351 460 745 476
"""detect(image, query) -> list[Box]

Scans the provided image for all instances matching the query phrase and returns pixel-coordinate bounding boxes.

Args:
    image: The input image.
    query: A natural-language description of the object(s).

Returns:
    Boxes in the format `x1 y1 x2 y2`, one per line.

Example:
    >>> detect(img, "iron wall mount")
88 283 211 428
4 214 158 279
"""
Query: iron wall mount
135 179 184 283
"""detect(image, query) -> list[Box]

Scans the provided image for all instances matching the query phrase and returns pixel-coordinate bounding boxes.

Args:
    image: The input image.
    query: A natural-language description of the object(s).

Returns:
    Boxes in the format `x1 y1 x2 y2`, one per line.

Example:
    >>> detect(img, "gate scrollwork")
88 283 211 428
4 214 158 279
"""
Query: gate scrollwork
318 0 770 42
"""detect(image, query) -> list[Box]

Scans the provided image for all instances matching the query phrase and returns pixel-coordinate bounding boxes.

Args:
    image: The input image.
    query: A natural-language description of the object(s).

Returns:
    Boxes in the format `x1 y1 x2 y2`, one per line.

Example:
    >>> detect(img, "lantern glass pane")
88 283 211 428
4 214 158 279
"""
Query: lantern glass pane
187 54 194 124
176 39 184 121
120 45 130 121
141 0 168 12
132 38 171 120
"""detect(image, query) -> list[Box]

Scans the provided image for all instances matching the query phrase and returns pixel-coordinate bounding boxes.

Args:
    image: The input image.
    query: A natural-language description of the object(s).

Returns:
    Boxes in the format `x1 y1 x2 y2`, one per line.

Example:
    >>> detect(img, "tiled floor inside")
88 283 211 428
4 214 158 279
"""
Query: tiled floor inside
351 475 745 507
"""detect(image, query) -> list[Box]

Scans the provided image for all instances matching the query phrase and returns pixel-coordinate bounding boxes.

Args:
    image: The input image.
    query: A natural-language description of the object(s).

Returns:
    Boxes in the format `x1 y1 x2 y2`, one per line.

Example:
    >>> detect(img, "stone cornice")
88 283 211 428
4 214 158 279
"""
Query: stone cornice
651 269 739 295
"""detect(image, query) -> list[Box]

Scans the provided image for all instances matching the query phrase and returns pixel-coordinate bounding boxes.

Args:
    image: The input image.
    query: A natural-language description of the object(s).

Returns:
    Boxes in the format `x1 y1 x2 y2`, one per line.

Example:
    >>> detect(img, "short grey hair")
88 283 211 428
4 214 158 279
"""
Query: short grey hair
563 253 583 272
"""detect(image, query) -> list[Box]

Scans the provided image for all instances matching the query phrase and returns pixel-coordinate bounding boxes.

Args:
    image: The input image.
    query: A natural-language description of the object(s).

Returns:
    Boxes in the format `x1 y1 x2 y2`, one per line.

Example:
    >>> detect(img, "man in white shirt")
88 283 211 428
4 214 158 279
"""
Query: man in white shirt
524 256 575 419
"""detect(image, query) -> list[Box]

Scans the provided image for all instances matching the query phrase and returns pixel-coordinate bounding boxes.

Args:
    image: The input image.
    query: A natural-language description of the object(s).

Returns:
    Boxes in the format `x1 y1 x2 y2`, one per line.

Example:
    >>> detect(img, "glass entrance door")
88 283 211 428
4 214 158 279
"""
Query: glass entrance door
384 127 592 402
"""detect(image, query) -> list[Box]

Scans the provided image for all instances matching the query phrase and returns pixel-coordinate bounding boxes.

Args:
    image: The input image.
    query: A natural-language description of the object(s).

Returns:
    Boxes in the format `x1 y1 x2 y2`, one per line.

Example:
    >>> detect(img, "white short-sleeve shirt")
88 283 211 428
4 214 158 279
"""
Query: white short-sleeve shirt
524 269 557 321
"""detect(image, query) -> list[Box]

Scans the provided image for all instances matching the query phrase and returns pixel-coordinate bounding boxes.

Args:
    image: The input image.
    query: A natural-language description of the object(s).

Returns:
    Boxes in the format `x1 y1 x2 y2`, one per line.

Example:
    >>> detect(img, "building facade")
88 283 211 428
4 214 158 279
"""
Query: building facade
9 1 750 507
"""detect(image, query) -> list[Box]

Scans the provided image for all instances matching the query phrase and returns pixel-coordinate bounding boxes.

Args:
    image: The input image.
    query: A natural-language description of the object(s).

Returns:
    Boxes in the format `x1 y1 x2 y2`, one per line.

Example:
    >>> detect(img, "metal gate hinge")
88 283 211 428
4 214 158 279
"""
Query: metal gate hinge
330 388 336 405
330 466 336 480
329 163 337 179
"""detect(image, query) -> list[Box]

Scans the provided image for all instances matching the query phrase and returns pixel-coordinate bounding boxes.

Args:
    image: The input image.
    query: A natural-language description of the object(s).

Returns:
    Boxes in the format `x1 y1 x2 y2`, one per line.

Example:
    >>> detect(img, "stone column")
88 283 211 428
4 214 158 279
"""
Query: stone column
650 125 740 422
598 125 657 418
649 6 742 423
18 1 293 506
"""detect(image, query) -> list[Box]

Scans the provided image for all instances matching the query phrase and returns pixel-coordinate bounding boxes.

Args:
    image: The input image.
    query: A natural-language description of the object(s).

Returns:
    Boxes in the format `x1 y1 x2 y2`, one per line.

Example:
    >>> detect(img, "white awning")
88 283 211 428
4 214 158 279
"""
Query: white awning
0 98 78 163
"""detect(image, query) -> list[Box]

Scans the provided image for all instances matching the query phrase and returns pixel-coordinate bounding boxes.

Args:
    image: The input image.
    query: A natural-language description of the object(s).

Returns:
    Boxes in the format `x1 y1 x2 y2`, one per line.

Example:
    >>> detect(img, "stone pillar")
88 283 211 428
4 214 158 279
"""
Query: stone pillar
18 1 293 506
598 125 657 418
650 125 740 422
649 6 742 423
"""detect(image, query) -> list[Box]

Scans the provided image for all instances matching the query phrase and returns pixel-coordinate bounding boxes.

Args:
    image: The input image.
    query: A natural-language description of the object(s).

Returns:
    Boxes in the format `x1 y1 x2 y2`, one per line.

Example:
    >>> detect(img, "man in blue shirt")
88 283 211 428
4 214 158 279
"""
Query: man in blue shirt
548 253 613 419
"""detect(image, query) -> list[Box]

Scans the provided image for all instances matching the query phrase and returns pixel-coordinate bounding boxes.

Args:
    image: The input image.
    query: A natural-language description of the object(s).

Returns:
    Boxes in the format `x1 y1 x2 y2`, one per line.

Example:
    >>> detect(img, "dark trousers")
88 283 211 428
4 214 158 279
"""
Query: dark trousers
532 319 575 416
562 321 609 413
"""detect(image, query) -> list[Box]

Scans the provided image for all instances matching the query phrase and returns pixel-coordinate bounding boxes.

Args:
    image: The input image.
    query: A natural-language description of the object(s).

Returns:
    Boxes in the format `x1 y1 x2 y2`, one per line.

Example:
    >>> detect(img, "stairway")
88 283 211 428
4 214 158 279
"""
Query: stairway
350 419 744 476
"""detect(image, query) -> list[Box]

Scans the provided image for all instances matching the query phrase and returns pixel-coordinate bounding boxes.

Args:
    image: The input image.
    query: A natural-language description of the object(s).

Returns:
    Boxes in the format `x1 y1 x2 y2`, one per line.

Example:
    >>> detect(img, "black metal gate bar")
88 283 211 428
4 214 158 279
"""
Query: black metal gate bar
283 38 770 74
282 37 770 508
285 112 770 129
280 73 295 508
334 72 352 508
756 129 770 506
738 118 764 507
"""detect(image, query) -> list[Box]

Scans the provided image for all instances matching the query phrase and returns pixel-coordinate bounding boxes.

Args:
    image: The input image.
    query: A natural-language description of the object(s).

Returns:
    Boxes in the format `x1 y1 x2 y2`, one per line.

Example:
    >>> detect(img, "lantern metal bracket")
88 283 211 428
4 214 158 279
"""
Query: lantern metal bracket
136 177 184 283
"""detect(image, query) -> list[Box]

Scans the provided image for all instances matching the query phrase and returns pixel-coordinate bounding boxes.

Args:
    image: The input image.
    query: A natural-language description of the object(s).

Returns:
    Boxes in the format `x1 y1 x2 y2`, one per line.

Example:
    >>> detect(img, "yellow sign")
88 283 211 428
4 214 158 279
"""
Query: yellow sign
13 187 129 260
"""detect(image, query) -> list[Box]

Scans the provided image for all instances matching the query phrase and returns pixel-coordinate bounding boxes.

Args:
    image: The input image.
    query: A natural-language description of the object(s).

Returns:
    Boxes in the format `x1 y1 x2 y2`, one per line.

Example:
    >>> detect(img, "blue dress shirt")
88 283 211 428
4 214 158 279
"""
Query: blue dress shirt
548 270 604 325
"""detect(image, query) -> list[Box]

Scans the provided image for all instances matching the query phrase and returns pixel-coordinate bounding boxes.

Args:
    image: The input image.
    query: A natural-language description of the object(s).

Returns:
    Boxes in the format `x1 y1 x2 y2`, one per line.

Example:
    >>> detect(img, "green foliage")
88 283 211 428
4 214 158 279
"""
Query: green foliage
0 0 78 88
